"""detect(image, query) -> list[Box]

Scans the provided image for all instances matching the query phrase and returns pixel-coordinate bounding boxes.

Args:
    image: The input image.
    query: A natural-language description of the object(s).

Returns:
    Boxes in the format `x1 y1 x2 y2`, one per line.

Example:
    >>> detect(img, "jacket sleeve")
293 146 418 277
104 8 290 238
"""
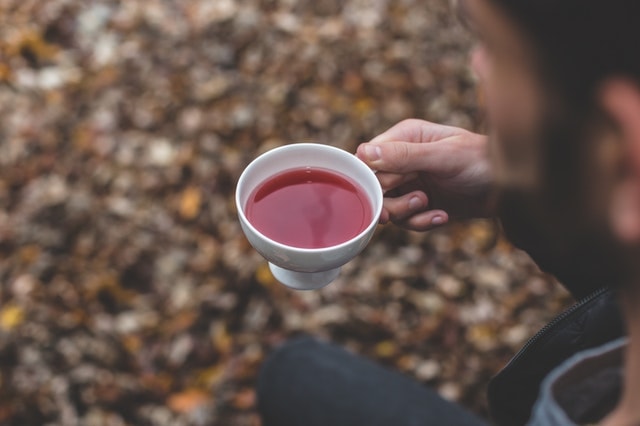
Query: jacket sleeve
487 287 625 426
491 210 627 425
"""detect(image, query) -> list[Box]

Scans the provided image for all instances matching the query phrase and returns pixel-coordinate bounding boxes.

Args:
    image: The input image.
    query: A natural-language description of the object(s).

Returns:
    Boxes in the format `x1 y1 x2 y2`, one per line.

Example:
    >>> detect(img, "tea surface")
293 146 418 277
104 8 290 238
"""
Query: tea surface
246 167 372 248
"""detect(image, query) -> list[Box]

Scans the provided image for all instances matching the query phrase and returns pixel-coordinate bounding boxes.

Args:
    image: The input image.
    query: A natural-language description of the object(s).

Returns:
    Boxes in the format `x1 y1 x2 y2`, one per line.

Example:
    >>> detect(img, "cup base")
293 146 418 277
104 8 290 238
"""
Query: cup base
268 263 340 290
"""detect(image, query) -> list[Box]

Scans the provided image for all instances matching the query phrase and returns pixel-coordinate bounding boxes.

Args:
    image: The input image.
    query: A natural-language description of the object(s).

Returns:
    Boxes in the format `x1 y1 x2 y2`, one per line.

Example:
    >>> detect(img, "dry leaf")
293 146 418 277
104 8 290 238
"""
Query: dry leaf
0 305 24 330
374 340 398 358
179 186 202 220
466 324 497 352
6 29 59 60
194 365 226 388
163 311 198 335
212 322 232 356
122 335 141 353
255 262 277 288
141 373 174 394
167 389 210 413
17 245 41 264
354 97 374 117
232 388 256 410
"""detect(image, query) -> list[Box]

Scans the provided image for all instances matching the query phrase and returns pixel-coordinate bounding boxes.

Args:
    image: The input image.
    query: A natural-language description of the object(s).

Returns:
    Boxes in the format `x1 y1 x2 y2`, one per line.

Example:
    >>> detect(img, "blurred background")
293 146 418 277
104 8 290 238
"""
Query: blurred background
0 0 572 425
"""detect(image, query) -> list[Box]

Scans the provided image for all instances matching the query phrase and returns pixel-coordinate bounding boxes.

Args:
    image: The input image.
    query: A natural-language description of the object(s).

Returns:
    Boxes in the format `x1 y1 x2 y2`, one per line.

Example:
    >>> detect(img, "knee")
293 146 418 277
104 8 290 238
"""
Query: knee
256 336 326 419
257 336 319 393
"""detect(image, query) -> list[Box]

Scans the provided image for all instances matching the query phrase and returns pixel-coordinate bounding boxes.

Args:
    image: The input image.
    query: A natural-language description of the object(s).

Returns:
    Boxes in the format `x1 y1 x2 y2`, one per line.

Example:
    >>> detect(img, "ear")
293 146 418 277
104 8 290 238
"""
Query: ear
600 79 640 244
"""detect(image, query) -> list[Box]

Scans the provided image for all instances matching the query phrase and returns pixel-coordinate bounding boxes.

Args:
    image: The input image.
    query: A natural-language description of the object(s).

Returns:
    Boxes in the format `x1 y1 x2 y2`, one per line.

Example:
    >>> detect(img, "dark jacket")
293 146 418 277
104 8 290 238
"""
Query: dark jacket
487 215 627 426
527 338 626 425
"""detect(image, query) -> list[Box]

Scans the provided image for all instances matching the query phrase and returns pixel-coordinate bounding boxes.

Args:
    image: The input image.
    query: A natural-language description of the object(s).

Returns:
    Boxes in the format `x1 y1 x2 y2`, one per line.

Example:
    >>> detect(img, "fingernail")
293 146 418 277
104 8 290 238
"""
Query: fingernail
364 144 381 161
431 216 445 225
409 196 422 210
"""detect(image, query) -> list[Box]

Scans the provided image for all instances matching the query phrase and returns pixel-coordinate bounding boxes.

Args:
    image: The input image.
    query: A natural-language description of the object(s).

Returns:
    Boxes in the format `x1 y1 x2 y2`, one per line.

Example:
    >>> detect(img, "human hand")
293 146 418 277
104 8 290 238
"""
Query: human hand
356 119 491 231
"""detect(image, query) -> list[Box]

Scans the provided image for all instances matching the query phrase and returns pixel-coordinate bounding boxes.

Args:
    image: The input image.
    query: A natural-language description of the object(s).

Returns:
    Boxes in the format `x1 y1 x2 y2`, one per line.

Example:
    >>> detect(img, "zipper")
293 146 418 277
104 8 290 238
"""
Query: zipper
498 286 610 372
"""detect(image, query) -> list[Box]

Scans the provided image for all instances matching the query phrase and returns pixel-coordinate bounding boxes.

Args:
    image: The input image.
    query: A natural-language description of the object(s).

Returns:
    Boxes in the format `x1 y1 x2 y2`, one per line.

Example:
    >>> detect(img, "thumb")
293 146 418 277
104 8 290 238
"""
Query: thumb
357 140 449 174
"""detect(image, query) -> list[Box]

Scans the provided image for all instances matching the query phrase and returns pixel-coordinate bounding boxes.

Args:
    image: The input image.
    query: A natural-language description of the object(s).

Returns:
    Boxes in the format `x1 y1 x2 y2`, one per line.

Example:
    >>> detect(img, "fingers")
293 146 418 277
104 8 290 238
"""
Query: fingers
369 119 430 144
369 118 464 144
356 119 481 176
357 140 451 175
379 191 449 231
398 209 449 232
358 118 481 231
376 171 418 192
383 191 429 222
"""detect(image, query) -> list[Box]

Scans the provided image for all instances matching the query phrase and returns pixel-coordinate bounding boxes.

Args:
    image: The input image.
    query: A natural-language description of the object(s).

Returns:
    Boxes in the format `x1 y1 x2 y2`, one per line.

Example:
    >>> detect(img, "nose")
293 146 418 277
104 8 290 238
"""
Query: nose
470 45 489 82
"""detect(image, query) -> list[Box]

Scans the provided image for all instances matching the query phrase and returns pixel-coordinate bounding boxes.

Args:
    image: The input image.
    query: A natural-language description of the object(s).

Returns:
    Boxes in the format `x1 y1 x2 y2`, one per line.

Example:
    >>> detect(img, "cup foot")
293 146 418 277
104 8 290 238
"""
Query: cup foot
268 263 340 290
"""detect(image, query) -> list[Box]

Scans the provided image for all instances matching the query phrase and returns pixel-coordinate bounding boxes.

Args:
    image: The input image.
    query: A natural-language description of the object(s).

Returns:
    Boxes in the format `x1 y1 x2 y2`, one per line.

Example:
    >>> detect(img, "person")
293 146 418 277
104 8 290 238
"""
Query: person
256 0 640 424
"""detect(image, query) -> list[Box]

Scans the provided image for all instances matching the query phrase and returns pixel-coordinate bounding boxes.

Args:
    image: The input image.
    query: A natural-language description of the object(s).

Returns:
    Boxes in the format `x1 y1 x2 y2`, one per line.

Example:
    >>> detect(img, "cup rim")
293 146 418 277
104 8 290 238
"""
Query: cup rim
235 143 383 253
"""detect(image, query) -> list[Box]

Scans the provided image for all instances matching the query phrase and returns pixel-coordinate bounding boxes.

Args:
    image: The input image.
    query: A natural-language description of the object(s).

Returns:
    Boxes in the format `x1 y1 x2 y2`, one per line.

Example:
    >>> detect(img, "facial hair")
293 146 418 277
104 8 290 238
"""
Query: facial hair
493 104 631 296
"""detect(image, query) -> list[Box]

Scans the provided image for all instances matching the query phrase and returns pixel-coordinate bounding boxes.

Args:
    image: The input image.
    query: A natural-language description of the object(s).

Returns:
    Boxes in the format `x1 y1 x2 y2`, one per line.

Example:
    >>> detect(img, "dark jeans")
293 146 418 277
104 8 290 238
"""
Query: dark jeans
257 337 489 426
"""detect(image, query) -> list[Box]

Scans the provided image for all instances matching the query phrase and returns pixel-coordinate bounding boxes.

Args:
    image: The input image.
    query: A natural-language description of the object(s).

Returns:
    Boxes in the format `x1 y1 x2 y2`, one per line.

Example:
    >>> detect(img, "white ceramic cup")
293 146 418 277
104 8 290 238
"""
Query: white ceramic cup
236 143 383 290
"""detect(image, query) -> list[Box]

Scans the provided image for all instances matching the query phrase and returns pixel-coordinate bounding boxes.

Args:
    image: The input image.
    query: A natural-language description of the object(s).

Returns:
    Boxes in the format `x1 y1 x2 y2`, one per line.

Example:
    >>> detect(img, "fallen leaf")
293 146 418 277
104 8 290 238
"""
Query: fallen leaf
232 388 256 410
122 335 141 353
466 324 498 352
163 311 198 335
374 340 398 358
0 305 24 330
167 389 210 413
179 186 202 220
141 373 173 394
17 245 41 264
6 29 59 60
194 365 226 388
255 262 277 288
212 322 232 356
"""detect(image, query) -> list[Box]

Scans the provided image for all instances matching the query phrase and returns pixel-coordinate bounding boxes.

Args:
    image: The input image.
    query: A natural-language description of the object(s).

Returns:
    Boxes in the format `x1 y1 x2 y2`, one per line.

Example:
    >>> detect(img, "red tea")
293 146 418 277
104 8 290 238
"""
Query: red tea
245 167 372 248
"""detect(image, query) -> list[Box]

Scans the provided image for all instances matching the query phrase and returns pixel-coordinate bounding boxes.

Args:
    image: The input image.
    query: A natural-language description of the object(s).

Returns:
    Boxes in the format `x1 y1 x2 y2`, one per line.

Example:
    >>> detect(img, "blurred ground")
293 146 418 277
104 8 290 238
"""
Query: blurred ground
0 1 572 425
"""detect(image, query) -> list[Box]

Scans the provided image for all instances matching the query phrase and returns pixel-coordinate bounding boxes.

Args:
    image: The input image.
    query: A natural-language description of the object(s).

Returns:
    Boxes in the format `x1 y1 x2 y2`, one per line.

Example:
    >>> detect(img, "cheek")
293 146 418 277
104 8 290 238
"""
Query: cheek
485 68 541 138
470 47 540 128
472 48 545 185
485 82 544 188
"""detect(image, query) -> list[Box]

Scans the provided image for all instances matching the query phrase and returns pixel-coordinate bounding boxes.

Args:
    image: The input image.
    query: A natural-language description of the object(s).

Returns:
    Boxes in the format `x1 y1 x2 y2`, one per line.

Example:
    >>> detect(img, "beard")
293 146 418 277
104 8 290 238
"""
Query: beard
492 105 633 296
